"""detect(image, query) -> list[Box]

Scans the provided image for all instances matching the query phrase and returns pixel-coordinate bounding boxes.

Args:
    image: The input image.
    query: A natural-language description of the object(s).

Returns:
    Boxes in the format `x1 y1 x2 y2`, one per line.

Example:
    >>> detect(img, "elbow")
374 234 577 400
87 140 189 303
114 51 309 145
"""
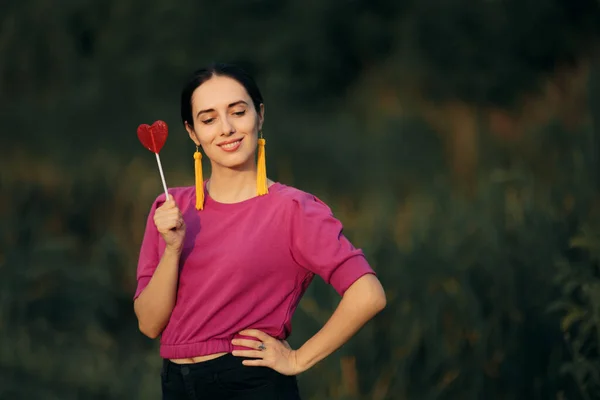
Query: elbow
367 282 386 314
138 321 161 339
345 274 387 314
134 299 164 339
373 288 387 313
357 288 386 319
135 308 162 339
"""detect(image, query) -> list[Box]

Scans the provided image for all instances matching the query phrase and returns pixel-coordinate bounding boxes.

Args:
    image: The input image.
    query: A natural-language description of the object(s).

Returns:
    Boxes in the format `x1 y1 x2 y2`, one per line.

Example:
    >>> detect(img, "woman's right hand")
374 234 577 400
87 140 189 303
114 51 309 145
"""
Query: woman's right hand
153 198 186 251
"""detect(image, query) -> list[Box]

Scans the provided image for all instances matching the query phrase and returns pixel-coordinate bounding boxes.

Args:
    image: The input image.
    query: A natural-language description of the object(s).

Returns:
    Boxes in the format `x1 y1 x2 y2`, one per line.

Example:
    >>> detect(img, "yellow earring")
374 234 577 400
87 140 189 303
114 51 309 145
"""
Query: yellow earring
257 132 268 196
194 146 204 210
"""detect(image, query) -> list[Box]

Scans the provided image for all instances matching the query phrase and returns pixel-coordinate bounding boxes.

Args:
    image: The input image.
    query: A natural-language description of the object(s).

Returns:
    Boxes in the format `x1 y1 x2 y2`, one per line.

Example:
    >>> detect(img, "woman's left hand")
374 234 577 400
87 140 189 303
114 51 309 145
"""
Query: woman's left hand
231 329 302 376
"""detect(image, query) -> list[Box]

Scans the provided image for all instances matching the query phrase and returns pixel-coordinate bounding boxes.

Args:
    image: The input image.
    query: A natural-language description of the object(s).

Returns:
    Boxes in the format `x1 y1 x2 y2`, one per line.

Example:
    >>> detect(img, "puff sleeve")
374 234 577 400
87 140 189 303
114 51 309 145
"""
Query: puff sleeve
289 193 375 296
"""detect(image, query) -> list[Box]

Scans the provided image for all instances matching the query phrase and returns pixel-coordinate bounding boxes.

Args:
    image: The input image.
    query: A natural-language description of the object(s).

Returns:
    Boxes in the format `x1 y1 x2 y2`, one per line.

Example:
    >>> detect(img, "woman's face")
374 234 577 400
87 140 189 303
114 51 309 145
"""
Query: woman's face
186 75 264 171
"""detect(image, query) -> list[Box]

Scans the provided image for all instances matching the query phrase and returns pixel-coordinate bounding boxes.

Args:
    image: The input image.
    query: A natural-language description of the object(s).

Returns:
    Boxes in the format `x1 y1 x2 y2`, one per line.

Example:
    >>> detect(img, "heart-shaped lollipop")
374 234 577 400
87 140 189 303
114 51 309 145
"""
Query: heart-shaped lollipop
137 120 168 153
137 120 170 199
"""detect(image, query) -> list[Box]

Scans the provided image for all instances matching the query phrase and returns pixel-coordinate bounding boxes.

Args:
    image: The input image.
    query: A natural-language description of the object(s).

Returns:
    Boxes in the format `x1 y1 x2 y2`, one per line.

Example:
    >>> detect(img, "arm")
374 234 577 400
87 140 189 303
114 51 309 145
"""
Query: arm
235 273 386 374
133 198 186 339
233 192 384 374
288 194 386 370
134 246 181 339
294 273 386 372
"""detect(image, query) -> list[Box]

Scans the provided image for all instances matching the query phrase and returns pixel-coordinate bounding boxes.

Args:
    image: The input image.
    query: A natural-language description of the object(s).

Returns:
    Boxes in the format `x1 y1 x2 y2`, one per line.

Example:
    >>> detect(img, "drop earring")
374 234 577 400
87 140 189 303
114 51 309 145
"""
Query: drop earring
256 131 268 196
194 146 204 210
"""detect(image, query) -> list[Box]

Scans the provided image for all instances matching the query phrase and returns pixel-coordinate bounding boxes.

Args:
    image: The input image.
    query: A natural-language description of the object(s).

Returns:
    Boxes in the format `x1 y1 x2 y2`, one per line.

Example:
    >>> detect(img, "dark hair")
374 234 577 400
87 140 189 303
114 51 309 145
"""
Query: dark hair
180 62 264 127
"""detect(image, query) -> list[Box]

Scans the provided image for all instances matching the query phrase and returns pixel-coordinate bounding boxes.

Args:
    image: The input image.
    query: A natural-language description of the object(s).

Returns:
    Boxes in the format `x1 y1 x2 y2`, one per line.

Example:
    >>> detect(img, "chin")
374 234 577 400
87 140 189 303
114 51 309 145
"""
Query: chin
215 153 254 170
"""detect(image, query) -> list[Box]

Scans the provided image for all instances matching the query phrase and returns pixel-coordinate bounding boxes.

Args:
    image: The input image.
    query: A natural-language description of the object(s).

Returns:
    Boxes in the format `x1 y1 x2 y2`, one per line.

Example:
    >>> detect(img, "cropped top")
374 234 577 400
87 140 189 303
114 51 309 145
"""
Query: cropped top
134 182 375 359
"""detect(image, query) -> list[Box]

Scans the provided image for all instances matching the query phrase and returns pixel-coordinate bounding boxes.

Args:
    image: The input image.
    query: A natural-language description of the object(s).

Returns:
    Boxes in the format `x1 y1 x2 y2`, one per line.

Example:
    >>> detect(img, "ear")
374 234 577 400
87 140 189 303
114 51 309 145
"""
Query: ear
185 122 201 146
257 104 265 132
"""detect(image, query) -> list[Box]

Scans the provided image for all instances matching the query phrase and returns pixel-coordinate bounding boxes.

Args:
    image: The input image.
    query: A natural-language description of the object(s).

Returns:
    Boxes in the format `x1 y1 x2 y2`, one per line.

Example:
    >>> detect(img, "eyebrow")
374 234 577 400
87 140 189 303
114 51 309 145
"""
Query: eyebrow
196 100 248 118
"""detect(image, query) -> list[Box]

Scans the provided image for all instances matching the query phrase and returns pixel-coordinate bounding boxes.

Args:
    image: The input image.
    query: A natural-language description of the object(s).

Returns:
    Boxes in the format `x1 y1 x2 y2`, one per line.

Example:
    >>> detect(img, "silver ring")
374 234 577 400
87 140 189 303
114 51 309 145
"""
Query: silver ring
258 343 266 351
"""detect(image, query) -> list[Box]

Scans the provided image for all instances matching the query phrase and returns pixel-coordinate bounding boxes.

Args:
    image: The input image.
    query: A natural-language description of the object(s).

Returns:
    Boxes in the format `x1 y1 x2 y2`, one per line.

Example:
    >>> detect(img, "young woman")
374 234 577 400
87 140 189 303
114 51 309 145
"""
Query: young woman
133 63 386 400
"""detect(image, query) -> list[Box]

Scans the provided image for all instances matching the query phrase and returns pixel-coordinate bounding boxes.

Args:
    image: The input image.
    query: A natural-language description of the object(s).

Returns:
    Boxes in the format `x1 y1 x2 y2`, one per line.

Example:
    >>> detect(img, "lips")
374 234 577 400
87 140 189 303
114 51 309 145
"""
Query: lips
218 137 243 152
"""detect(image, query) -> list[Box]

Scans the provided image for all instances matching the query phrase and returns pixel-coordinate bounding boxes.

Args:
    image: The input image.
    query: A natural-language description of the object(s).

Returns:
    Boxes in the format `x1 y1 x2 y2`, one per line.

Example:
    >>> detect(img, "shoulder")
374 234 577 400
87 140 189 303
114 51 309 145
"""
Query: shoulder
270 183 333 216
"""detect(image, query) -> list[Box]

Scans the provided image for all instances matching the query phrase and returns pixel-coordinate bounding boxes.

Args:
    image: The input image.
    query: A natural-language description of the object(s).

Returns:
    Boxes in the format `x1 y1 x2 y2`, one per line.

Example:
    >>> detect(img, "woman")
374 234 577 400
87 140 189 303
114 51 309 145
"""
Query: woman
133 63 386 399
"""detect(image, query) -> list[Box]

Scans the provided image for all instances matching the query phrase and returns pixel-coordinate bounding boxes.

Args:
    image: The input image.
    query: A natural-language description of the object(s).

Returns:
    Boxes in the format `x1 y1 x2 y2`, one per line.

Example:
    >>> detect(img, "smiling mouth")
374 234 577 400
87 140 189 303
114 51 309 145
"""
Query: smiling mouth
218 137 243 151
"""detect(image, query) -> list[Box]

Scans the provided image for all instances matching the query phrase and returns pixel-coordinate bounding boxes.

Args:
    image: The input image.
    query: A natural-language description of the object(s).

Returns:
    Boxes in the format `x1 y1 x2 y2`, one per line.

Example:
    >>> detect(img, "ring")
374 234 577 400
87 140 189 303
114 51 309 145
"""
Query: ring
258 343 266 351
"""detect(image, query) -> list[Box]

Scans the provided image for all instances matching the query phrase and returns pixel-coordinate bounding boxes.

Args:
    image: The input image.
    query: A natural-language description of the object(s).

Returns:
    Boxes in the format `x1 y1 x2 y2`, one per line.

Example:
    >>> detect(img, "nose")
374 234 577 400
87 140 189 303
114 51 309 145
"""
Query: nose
220 115 235 136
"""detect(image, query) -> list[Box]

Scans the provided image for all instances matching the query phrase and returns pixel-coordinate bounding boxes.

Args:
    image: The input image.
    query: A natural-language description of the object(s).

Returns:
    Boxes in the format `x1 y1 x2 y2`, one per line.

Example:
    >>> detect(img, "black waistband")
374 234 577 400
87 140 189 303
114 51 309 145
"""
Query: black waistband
163 353 248 374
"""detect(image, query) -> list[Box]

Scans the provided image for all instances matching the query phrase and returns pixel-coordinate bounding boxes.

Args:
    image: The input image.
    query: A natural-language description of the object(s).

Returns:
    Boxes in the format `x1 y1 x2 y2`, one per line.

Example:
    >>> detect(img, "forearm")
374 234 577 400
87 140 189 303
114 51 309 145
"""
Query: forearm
134 247 181 338
295 274 386 373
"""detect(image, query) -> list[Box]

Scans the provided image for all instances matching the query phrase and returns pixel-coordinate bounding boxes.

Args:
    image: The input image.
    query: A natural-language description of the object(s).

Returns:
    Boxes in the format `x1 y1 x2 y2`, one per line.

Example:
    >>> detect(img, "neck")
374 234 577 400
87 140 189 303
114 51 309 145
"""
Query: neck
207 160 258 204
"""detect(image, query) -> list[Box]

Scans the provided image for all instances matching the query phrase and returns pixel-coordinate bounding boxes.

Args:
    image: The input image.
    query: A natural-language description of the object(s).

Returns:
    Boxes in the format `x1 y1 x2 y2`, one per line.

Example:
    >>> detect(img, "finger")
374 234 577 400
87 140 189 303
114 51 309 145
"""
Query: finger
153 211 172 223
157 218 182 232
231 339 263 349
154 216 176 227
161 214 180 225
239 329 272 342
161 199 176 209
155 212 180 225
232 350 264 359
172 218 185 230
156 213 182 223
241 359 266 367
165 208 180 217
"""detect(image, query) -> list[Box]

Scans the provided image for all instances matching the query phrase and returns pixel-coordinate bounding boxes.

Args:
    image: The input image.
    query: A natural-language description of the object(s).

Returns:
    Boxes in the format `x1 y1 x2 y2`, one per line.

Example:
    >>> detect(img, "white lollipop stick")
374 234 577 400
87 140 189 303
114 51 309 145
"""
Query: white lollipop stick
155 152 169 200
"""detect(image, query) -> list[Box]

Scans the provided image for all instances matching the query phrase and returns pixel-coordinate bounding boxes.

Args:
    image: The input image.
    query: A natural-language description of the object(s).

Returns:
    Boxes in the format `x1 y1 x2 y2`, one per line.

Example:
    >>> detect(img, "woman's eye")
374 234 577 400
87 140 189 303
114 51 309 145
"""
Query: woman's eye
202 118 215 124
233 110 246 116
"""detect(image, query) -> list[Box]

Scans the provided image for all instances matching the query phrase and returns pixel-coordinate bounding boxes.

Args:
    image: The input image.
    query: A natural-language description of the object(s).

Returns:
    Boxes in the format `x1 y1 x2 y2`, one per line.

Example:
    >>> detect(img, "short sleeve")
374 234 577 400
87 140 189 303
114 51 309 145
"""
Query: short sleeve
133 196 163 300
289 193 375 296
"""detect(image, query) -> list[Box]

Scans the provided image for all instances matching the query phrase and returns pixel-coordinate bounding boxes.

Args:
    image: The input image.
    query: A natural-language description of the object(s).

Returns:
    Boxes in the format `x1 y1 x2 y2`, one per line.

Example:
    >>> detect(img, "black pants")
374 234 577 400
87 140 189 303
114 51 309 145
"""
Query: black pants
161 353 302 400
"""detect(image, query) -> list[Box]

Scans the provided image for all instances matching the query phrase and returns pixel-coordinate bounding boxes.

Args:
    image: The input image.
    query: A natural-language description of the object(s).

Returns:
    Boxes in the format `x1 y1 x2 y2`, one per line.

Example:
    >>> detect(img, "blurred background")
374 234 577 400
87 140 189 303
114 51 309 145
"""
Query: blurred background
2 0 600 399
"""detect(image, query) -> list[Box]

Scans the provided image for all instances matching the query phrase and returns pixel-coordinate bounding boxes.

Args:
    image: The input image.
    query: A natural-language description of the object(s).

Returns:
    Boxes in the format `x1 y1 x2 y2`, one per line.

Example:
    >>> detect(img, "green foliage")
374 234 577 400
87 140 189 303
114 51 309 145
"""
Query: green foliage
2 119 599 399
404 0 600 107
550 217 600 400
2 0 600 399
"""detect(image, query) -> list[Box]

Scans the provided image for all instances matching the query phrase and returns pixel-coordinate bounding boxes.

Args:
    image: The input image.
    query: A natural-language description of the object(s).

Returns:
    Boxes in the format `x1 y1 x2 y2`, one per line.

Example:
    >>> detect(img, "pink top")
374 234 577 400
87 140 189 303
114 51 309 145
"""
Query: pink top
134 182 375 359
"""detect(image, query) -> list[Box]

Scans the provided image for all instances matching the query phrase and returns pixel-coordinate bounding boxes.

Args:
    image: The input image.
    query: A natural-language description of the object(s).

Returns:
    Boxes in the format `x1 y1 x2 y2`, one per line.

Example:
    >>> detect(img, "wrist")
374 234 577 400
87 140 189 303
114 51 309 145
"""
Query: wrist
164 244 183 256
293 348 311 374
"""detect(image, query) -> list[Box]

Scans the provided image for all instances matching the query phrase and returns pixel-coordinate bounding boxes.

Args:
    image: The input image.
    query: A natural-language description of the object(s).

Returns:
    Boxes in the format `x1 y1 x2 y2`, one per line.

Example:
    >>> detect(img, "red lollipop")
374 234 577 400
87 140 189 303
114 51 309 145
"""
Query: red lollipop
137 120 170 199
